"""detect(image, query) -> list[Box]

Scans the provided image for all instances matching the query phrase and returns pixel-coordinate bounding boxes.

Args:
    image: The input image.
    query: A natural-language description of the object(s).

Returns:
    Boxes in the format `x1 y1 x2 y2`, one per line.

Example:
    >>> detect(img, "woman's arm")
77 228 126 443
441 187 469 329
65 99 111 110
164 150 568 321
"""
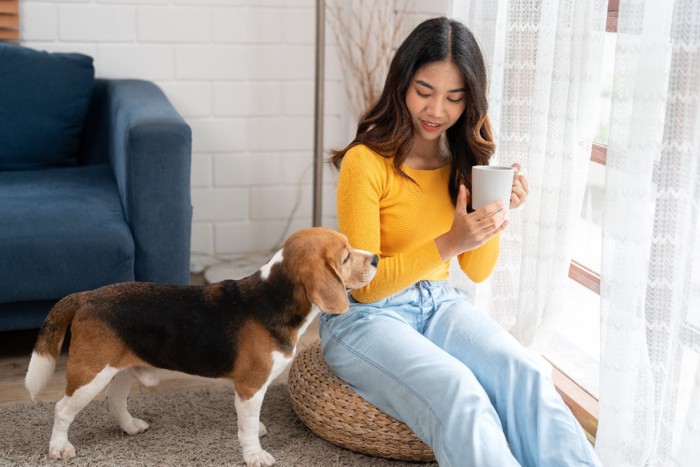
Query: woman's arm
337 148 447 303
457 233 501 282
338 149 509 301
454 164 528 282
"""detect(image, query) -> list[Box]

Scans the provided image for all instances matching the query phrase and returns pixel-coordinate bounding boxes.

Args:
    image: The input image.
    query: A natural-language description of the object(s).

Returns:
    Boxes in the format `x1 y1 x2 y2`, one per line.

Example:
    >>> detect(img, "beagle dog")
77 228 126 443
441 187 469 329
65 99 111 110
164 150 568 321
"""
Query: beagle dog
25 227 378 467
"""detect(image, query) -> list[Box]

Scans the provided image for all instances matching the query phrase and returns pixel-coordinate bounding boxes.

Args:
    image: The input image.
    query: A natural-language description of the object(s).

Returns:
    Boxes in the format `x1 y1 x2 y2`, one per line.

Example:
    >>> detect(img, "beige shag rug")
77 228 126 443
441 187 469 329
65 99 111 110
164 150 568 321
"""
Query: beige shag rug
0 384 438 466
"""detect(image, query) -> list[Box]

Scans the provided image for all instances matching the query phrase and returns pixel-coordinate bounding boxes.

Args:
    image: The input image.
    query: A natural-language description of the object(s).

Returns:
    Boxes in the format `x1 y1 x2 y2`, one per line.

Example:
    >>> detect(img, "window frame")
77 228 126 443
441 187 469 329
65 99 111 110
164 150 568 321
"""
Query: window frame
0 0 19 43
554 0 619 441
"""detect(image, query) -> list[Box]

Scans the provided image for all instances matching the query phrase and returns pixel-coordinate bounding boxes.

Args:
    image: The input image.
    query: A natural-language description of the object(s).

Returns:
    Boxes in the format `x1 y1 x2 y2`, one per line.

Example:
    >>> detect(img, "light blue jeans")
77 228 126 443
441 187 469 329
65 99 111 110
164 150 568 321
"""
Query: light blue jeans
320 281 601 467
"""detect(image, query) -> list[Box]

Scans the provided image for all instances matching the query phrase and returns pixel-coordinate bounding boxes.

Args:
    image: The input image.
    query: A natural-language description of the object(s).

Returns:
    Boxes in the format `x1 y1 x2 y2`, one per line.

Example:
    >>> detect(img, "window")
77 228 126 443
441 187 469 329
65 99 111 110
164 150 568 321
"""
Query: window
0 0 19 43
543 0 619 439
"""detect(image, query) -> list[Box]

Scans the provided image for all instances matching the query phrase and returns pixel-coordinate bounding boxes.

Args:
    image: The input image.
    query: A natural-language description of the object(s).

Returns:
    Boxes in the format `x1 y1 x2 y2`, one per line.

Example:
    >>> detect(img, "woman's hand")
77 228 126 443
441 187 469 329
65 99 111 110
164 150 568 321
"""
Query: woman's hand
435 184 509 262
510 163 529 209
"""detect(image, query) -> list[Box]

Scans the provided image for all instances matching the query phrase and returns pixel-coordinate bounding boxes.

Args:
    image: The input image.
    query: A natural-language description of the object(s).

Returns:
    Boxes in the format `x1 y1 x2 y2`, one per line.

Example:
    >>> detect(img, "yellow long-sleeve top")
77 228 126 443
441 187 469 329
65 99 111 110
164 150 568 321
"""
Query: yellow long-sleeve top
337 144 501 303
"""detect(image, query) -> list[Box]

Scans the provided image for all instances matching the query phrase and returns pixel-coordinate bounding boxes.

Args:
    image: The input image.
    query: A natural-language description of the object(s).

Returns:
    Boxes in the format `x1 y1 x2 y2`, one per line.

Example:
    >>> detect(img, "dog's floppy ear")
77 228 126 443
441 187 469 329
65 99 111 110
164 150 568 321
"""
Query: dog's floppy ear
306 254 349 313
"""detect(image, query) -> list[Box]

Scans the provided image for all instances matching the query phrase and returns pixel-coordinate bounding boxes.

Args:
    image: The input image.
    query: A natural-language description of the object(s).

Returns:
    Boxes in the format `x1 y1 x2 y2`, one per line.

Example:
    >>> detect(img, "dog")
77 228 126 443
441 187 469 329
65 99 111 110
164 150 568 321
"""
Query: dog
25 227 378 466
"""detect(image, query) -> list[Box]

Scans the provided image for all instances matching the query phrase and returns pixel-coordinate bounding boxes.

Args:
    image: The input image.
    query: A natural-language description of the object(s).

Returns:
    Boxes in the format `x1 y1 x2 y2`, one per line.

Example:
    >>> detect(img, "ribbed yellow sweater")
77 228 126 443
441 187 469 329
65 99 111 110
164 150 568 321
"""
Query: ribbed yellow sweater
337 144 501 303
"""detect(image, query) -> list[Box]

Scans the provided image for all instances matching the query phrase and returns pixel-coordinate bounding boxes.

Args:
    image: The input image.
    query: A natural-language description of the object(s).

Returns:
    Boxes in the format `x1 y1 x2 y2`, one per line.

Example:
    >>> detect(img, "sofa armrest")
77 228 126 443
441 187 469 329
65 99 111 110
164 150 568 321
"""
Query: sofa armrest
90 79 192 285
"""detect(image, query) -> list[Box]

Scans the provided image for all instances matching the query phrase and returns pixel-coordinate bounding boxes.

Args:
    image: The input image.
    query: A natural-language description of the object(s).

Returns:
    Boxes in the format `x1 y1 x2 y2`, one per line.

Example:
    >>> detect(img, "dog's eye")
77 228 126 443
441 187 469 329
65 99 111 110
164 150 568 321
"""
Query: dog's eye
342 253 351 264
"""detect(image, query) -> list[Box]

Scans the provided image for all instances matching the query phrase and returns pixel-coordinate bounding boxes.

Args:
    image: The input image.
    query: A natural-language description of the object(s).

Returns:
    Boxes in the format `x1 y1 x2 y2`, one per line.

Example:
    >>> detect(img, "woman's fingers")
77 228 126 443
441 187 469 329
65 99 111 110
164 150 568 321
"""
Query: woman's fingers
471 201 506 234
510 192 520 209
510 167 529 209
443 196 509 257
456 184 468 213
518 174 529 193
510 179 524 209
473 201 505 220
494 218 510 235
512 185 527 200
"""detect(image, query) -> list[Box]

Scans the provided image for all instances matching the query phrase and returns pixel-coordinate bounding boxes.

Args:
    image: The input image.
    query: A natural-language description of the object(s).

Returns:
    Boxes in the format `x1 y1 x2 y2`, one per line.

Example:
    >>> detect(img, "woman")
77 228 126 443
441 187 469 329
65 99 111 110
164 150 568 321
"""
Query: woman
321 17 601 467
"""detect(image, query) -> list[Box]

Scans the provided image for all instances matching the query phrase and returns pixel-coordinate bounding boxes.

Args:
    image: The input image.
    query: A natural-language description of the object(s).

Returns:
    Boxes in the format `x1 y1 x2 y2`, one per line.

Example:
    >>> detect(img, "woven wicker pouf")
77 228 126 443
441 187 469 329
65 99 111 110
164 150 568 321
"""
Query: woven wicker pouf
288 340 436 462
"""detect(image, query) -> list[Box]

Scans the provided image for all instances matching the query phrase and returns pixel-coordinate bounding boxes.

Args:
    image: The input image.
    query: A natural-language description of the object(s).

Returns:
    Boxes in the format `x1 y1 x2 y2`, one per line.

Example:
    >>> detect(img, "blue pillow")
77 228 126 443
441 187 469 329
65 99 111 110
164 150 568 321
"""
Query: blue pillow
0 44 94 170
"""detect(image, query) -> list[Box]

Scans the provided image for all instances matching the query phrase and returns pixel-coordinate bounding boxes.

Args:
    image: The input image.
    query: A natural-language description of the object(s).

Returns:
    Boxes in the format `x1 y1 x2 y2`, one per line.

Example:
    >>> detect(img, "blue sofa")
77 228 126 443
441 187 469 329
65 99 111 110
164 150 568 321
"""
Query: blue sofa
0 44 192 331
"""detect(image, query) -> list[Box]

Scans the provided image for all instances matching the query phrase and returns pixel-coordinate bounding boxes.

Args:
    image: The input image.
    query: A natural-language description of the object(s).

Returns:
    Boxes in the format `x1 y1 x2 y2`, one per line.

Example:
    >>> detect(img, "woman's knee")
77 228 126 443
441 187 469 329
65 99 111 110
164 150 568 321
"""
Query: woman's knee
498 346 553 393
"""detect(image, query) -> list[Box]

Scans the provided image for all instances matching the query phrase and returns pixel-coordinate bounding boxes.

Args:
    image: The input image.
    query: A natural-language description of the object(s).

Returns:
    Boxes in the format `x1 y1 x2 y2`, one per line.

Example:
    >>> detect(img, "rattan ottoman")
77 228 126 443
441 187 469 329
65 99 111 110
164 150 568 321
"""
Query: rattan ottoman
288 340 436 462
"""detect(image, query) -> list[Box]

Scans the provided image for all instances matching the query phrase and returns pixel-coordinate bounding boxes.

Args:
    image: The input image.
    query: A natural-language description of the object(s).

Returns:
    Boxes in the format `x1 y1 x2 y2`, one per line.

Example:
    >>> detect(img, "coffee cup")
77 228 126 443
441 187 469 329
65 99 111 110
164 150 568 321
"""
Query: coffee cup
471 165 514 210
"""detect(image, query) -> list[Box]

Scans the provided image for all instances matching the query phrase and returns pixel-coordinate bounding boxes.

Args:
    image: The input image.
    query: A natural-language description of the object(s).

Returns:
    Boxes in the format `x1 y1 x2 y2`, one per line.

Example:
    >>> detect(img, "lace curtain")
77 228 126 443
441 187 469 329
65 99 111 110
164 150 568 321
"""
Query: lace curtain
595 0 700 464
451 0 607 350
453 0 700 464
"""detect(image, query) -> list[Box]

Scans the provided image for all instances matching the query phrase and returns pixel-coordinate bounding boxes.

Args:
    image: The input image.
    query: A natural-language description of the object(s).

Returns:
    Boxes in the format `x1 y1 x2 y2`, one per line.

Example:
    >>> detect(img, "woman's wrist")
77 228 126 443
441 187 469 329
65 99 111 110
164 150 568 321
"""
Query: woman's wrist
435 232 460 262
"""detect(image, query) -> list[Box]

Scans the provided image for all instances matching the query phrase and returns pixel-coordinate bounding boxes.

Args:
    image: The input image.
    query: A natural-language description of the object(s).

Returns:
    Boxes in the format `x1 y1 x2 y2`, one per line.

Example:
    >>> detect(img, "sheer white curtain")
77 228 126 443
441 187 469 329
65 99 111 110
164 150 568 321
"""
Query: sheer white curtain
451 0 607 349
595 0 700 464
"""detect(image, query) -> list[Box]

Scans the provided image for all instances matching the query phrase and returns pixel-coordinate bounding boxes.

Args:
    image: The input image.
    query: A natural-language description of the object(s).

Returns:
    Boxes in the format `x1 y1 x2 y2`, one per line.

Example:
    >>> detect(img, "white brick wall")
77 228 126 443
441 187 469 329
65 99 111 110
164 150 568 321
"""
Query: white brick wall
19 0 448 259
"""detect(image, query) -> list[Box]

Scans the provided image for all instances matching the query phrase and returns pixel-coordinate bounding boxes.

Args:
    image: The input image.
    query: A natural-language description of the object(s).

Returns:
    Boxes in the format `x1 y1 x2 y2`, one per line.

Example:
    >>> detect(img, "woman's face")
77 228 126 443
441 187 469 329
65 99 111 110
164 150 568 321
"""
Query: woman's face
405 60 467 145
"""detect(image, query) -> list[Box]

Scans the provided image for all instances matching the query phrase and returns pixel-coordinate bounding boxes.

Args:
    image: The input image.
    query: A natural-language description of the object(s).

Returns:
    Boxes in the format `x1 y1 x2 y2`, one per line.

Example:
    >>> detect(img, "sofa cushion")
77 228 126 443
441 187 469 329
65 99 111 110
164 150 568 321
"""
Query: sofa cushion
0 44 94 170
0 165 135 303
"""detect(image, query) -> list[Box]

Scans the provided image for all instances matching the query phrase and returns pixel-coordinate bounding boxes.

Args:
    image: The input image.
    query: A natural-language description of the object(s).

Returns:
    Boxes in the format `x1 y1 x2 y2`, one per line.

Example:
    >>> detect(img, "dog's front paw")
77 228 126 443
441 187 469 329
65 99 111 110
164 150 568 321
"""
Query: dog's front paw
48 441 76 460
258 421 268 437
244 449 276 467
122 417 150 435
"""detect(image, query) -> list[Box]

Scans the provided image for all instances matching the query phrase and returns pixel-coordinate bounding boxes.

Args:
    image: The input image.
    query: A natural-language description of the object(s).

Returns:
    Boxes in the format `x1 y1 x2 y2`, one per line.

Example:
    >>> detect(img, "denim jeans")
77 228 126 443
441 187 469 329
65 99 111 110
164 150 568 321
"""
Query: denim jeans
320 281 601 467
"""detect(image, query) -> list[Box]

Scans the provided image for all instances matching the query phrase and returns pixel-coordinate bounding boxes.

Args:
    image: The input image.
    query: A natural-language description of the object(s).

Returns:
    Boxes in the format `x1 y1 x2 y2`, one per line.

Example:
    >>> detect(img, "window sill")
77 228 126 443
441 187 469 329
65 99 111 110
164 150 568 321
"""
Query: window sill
550 362 599 443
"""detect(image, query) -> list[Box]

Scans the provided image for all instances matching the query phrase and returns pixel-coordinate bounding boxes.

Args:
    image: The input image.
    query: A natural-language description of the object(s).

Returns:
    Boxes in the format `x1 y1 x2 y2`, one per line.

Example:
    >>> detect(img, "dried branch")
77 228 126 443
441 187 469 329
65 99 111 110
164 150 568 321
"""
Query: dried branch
326 0 412 120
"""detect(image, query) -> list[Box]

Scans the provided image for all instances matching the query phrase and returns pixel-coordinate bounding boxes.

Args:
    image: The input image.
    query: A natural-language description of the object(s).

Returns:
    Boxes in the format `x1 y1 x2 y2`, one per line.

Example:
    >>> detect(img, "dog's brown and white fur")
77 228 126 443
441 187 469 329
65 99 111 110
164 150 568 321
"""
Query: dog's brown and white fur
25 227 378 466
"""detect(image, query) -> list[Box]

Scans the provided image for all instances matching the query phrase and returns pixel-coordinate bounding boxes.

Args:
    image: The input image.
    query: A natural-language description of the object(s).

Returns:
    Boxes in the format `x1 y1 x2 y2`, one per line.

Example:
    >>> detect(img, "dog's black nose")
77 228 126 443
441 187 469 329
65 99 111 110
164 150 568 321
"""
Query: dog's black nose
371 255 379 267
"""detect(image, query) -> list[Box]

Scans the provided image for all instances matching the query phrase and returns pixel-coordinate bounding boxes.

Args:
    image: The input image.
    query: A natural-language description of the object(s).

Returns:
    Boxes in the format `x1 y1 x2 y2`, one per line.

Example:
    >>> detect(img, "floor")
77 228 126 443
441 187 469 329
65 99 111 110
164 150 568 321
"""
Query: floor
0 266 321 408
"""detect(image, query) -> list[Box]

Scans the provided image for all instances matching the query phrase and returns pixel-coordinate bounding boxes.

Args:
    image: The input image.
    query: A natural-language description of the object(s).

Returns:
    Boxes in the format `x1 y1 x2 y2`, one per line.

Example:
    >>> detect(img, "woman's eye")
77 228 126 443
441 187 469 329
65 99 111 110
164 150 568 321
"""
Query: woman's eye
447 97 464 103
416 89 430 98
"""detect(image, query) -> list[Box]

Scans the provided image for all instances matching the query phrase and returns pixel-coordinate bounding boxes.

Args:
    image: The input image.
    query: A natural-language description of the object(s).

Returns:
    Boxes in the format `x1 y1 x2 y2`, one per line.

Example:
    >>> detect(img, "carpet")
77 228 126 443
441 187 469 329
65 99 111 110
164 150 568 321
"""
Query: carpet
0 384 438 466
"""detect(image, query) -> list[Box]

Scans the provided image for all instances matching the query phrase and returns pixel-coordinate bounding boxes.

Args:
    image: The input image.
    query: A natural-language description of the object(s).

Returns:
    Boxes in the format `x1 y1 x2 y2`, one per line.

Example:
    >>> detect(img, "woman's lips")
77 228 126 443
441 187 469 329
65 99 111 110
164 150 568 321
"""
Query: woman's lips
420 120 442 132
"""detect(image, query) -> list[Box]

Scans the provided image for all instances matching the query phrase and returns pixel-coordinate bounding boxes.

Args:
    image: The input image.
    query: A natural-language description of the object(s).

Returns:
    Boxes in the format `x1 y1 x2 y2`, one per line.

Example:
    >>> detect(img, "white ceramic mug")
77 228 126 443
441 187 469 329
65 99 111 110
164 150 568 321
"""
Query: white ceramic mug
471 165 514 210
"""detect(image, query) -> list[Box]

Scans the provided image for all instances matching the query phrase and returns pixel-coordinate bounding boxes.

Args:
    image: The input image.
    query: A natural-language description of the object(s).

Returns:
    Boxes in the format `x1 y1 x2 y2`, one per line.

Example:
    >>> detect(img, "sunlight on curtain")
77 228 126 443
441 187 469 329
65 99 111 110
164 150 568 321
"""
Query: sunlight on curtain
451 0 607 350
596 0 700 464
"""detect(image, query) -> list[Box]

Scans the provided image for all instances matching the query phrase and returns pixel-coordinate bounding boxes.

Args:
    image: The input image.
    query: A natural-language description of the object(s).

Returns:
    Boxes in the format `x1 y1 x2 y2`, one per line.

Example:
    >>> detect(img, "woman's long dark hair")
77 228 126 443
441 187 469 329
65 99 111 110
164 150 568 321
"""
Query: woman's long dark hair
330 17 495 206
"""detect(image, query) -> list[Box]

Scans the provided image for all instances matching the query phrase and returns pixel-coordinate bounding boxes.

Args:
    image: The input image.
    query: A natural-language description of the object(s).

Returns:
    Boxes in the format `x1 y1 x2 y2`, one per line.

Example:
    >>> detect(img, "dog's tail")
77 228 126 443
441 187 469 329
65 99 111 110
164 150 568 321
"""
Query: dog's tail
25 293 81 401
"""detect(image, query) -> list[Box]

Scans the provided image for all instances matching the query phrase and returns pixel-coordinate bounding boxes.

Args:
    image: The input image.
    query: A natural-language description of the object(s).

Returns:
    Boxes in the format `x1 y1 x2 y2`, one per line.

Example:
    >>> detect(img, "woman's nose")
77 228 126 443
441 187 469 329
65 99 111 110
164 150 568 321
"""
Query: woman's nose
426 97 444 117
